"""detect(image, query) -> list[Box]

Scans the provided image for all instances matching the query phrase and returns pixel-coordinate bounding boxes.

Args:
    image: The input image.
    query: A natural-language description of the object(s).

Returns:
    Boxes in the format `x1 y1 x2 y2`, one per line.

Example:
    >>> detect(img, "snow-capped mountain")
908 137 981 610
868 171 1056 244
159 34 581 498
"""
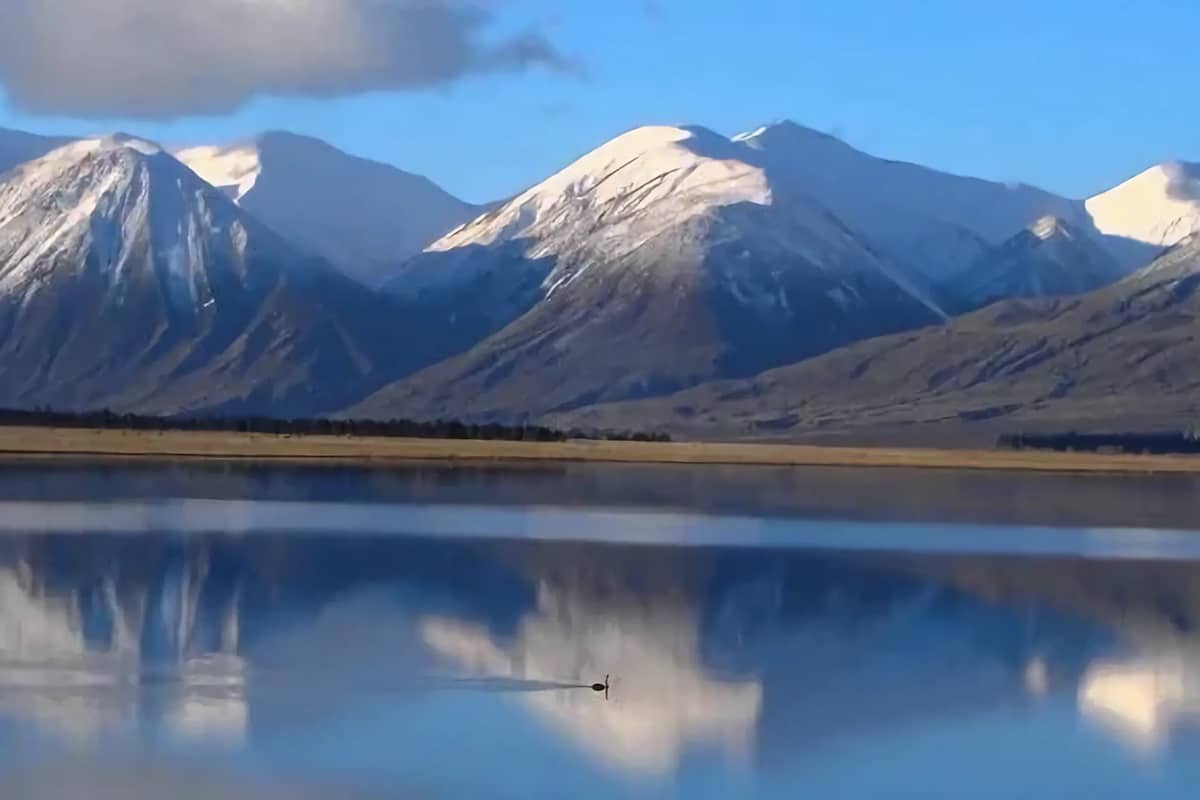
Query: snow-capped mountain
357 125 944 422
1086 161 1200 251
176 132 478 286
732 121 1089 281
0 127 72 175
951 216 1123 309
0 135 431 415
0 134 285 309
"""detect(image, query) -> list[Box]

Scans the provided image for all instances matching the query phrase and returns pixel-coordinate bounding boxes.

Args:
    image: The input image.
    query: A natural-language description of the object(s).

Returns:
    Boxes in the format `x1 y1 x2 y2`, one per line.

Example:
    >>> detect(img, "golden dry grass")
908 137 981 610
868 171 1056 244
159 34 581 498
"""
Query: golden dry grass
0 426 1197 474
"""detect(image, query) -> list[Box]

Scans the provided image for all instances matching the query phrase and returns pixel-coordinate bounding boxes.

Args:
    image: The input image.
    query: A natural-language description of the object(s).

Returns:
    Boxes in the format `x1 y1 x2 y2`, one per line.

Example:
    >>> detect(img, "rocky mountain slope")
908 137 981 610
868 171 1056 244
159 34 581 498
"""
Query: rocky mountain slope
555 234 1200 442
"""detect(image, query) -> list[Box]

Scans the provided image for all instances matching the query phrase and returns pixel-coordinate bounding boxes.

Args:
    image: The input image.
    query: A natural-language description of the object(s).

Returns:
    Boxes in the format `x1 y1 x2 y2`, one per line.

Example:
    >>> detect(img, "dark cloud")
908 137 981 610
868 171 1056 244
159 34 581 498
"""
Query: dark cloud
0 0 574 119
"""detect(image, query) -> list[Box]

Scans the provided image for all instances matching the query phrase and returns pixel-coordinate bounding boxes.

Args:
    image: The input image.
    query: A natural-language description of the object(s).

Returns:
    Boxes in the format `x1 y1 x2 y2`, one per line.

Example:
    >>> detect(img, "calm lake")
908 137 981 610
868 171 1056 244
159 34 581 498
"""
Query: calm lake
3 462 1200 798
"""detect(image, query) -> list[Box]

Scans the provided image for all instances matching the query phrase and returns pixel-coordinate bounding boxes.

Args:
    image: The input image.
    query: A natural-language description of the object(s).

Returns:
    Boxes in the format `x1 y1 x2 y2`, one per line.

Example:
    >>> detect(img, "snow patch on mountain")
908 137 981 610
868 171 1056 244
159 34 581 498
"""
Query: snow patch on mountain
1086 162 1200 249
1030 215 1066 240
431 125 770 254
732 121 1088 280
176 132 477 285
174 141 262 202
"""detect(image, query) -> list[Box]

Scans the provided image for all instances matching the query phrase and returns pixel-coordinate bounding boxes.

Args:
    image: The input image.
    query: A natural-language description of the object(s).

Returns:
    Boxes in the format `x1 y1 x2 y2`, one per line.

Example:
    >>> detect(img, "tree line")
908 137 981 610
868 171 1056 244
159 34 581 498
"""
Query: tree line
998 431 1200 455
0 408 672 443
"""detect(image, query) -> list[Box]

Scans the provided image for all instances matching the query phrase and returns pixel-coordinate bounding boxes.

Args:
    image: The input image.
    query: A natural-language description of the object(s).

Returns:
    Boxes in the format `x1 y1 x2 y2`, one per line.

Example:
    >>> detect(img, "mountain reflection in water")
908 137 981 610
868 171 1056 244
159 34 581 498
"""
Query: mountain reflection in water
2 526 1200 797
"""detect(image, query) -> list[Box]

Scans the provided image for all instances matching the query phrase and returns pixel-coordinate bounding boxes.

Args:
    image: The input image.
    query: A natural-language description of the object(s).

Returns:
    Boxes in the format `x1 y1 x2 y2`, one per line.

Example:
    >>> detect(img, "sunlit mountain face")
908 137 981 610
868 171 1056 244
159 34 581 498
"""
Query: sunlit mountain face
2 529 1200 798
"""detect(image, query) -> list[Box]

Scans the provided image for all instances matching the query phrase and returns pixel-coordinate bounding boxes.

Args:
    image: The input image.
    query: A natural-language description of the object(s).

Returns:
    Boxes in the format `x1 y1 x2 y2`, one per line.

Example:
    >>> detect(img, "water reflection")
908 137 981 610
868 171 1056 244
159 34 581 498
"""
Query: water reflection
1 526 1200 796
420 572 762 775
1079 646 1200 752
6 460 1200 530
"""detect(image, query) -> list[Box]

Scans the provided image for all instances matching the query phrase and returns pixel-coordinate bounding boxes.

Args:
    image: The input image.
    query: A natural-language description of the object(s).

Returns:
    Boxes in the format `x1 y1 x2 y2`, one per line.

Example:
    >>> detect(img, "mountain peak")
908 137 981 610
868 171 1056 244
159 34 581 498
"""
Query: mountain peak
1028 215 1074 241
0 131 272 300
426 123 765 255
565 124 736 165
45 134 168 165
174 131 476 286
734 119 837 142
1110 161 1200 203
6 135 206 205
731 120 853 155
254 129 317 145
953 212 1122 308
173 132 365 203
92 133 163 156
252 130 352 160
16 134 176 184
1086 161 1200 248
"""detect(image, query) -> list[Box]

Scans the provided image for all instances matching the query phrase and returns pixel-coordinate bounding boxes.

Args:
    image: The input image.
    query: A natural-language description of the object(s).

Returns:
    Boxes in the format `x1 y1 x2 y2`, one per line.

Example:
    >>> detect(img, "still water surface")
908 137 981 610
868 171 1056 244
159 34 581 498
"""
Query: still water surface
2 463 1200 798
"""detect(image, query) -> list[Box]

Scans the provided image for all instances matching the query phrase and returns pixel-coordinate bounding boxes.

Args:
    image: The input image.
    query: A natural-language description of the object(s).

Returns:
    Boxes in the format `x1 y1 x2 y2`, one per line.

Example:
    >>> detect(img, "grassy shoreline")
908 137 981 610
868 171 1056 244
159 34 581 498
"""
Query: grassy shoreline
0 426 1198 475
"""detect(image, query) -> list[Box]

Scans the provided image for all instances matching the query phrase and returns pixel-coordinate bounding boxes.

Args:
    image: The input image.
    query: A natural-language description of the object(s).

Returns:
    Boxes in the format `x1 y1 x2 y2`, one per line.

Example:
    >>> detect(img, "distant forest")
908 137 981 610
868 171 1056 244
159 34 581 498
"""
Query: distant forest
998 431 1200 455
0 408 672 443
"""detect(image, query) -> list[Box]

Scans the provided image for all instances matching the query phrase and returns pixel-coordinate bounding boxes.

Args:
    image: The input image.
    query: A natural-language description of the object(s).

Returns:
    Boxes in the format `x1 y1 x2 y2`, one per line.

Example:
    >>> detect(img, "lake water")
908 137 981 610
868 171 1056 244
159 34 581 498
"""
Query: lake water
3 462 1200 798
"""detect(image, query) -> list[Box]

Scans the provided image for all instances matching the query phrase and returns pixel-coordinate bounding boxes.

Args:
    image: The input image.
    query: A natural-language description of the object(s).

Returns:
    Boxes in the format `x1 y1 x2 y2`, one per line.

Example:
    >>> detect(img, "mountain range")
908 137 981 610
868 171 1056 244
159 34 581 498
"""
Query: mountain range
353 125 946 420
0 134 476 416
0 121 1197 442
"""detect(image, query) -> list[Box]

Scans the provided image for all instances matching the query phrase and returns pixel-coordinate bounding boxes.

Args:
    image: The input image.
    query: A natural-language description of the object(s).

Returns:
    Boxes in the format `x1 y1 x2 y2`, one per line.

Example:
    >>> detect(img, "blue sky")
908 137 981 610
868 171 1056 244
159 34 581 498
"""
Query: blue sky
0 0 1195 204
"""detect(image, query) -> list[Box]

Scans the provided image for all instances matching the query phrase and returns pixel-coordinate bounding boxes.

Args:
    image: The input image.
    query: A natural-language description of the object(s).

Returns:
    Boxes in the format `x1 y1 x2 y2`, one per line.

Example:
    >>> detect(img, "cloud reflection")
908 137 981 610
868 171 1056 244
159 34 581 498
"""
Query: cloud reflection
163 655 249 747
421 578 762 776
1079 646 1200 753
0 550 245 746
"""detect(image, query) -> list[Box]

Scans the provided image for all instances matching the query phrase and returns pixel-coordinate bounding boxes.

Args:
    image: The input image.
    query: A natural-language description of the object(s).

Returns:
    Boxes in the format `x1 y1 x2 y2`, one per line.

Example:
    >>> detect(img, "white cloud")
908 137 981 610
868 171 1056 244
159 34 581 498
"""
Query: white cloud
0 0 572 119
